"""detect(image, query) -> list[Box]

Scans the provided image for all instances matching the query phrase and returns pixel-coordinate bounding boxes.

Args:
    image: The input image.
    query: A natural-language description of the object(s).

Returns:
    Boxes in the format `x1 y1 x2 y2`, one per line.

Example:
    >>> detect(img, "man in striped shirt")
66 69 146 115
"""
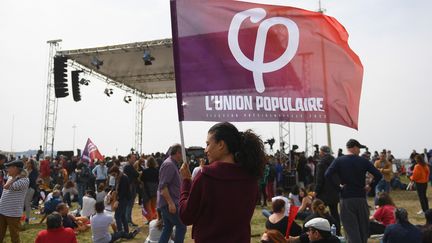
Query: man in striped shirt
0 159 29 243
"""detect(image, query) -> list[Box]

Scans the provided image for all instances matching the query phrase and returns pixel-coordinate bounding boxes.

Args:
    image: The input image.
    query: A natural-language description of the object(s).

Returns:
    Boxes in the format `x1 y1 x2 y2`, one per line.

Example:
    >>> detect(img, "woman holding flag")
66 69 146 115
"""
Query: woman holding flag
179 122 266 243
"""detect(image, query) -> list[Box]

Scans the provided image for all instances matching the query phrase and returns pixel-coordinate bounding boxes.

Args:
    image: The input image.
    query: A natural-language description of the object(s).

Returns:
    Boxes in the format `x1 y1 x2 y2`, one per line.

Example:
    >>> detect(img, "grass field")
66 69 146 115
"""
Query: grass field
3 184 430 243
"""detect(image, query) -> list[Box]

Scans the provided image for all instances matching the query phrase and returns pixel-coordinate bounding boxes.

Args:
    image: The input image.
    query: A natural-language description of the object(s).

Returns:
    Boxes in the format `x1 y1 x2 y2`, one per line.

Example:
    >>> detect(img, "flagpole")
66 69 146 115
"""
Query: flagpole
179 121 187 163
318 1 332 148
171 0 187 163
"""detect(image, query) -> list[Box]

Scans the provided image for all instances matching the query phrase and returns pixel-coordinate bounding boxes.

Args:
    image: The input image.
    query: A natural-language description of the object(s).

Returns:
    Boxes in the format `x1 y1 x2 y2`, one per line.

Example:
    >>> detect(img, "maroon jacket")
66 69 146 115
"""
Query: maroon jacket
179 161 258 243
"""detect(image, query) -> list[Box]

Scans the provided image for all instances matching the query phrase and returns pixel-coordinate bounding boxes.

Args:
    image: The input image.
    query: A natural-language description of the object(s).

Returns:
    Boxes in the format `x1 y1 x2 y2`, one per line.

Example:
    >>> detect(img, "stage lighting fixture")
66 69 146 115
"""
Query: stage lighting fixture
104 88 114 97
142 50 155 65
79 78 90 86
123 95 132 103
91 56 103 69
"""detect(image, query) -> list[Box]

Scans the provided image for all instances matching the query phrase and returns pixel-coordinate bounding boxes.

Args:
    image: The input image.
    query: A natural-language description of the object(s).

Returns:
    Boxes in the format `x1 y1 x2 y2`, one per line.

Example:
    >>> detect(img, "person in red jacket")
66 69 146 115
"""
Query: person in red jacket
179 122 266 243
40 157 51 184
35 212 77 243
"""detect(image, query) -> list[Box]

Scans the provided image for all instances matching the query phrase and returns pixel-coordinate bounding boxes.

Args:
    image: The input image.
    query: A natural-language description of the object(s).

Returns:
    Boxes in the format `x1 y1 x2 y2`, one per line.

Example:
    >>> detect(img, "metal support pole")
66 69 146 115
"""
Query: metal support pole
43 39 62 158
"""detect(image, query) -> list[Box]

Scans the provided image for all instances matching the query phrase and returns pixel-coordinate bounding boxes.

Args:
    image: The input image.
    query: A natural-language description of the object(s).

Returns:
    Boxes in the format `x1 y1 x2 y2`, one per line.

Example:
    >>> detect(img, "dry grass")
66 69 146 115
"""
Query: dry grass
4 181 430 243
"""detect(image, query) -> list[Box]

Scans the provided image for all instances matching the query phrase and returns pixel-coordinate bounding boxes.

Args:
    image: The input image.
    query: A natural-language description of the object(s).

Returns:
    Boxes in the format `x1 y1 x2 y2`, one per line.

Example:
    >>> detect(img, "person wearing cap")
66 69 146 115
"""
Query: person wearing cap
304 218 340 243
314 146 340 235
324 139 382 243
288 217 340 243
0 160 30 243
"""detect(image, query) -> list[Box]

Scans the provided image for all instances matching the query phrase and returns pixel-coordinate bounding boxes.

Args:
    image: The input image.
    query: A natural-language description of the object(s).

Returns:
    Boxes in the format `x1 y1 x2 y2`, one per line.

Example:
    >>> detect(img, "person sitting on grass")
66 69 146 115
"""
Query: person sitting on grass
369 192 396 235
96 183 107 202
62 181 78 207
103 187 116 217
287 217 340 243
91 201 139 242
303 199 340 236
145 209 174 243
296 186 314 220
41 190 63 222
261 229 288 243
81 190 97 218
382 208 422 243
266 199 302 237
262 187 291 219
35 212 77 243
45 185 62 202
289 185 302 207
56 203 90 233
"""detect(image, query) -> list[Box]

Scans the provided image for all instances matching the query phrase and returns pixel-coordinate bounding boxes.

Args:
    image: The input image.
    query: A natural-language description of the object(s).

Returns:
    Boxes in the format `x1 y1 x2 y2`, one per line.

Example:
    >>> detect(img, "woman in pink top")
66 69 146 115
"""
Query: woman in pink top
369 192 396 235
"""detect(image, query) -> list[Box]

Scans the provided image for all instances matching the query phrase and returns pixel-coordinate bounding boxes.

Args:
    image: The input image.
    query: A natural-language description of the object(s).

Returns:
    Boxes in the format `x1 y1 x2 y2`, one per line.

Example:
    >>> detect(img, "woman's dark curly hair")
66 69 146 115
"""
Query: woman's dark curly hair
208 122 266 178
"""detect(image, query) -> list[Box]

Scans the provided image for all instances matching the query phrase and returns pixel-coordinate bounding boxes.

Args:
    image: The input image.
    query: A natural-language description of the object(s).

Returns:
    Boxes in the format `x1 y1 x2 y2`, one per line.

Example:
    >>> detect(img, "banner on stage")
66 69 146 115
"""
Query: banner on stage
171 0 363 129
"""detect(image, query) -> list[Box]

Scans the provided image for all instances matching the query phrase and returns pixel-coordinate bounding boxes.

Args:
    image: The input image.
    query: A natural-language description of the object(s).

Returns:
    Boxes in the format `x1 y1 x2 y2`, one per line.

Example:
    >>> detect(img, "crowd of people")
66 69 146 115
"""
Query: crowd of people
0 122 432 243
258 141 432 243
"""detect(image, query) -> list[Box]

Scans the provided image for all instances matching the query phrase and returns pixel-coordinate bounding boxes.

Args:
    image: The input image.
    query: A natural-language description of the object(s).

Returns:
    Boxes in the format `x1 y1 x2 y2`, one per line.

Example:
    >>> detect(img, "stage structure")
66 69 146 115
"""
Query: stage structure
54 39 176 155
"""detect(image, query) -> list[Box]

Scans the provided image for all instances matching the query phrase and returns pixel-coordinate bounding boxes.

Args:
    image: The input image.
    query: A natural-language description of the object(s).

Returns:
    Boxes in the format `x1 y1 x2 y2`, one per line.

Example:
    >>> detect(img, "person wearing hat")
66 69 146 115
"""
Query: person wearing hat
0 159 30 243
314 146 340 235
304 218 340 243
324 139 382 243
287 217 340 243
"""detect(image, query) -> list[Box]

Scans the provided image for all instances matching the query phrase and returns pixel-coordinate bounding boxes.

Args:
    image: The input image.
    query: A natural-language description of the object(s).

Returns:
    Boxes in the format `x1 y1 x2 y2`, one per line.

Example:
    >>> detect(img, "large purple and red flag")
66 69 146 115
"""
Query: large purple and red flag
170 0 363 129
82 138 104 166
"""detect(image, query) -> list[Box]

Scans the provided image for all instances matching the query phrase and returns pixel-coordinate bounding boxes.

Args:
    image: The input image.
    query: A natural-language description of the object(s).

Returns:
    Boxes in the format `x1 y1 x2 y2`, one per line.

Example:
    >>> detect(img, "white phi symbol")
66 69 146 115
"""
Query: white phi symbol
228 8 299 93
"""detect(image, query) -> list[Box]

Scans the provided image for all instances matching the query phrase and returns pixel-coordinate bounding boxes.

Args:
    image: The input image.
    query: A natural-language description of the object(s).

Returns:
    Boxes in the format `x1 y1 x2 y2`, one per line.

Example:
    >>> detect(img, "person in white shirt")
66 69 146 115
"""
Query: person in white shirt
91 201 139 242
191 158 206 180
262 188 291 218
145 210 174 243
81 190 96 218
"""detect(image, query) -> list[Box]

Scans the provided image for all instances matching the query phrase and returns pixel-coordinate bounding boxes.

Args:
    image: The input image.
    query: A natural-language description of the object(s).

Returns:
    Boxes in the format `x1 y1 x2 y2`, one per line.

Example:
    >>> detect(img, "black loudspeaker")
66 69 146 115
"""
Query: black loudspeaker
283 171 297 191
71 70 82 102
53 56 69 98
57 150 74 160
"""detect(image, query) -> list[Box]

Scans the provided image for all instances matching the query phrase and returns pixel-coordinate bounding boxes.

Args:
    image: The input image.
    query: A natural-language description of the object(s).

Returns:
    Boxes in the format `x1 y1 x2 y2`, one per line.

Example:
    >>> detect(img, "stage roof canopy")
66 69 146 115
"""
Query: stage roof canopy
58 38 176 95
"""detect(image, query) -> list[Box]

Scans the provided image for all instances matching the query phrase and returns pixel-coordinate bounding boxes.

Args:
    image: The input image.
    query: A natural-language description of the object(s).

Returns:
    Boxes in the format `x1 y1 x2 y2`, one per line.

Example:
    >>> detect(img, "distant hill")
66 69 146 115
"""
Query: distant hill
0 149 50 158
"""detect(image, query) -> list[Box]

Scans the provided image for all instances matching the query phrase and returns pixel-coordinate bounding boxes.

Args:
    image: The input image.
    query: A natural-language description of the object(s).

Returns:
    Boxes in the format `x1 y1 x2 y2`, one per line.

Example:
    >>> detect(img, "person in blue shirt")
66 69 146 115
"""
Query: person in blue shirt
325 139 382 243
382 208 422 243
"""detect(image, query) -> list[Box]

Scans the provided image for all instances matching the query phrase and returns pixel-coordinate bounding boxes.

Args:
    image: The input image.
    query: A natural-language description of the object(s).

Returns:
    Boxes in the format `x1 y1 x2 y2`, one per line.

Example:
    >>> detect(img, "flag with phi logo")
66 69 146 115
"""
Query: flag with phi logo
82 138 104 166
170 0 363 129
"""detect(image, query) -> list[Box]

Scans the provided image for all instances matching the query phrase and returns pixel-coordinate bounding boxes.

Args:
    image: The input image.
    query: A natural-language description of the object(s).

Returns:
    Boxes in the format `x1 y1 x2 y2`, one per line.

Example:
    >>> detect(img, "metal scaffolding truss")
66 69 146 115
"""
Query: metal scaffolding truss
58 39 172 56
278 121 291 157
135 96 145 155
299 52 315 157
43 39 62 158
305 123 314 156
